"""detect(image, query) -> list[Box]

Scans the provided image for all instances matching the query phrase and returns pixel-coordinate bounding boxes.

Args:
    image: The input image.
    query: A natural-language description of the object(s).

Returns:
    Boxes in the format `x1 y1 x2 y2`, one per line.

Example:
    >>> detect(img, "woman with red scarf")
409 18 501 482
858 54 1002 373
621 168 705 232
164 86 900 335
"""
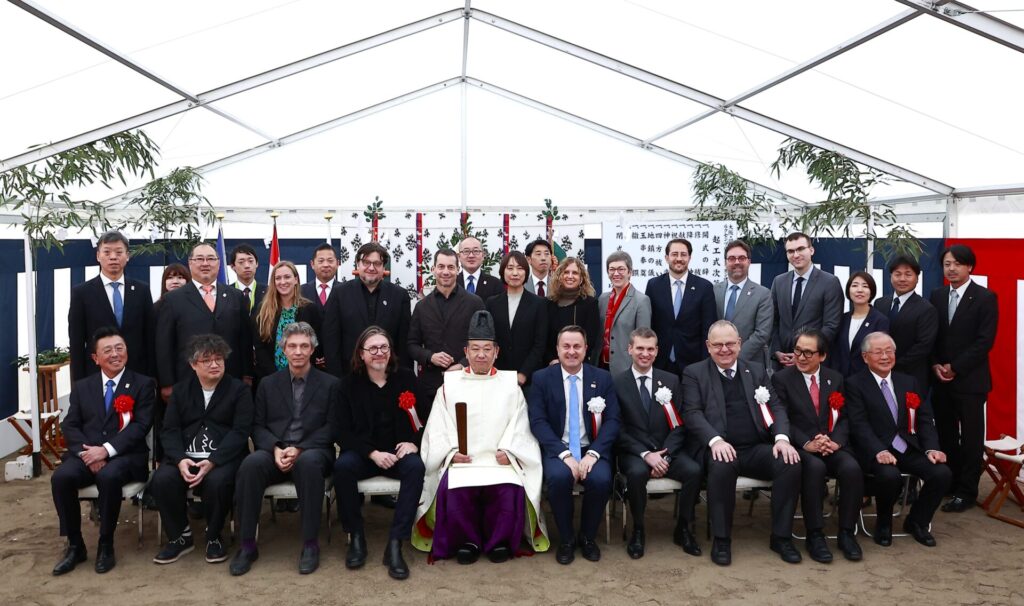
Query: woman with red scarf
598 251 652 376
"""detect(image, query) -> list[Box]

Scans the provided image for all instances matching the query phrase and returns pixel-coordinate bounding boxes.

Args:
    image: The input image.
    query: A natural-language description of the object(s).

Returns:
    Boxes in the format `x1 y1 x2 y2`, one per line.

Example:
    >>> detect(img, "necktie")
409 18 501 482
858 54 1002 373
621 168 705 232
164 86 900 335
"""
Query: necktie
638 376 651 414
880 379 908 453
467 275 476 294
242 286 251 311
724 368 734 380
319 284 328 305
724 284 739 322
673 280 684 317
104 379 115 413
568 375 581 460
110 282 124 326
202 284 216 312
889 296 901 324
792 276 805 318
537 280 545 298
809 374 820 415
948 289 959 323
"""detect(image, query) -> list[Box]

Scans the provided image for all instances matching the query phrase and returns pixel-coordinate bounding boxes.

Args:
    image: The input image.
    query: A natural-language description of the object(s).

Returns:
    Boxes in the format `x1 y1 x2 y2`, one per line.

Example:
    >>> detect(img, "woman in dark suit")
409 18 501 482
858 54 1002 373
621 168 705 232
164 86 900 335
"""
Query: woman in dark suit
486 251 548 387
830 271 890 377
332 326 424 580
545 256 601 365
252 260 322 379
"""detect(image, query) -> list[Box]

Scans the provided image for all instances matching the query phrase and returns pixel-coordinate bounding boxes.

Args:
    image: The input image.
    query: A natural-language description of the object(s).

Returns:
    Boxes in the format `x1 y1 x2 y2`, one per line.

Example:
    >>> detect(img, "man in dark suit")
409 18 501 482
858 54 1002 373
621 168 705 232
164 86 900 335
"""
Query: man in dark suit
523 239 553 296
846 332 951 546
230 322 340 576
457 236 504 302
772 328 863 562
68 230 154 381
646 238 717 376
228 243 266 313
51 327 154 575
929 244 998 513
156 242 253 402
529 326 621 565
874 255 937 393
322 242 411 377
682 320 802 566
301 242 340 311
614 327 701 559
770 232 844 370
150 334 254 566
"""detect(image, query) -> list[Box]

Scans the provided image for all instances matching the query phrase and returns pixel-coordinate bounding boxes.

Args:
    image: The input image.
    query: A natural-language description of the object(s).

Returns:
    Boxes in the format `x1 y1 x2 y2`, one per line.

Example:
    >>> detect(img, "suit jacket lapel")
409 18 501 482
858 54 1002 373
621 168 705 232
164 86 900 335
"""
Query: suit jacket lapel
298 370 321 416
705 359 726 426
612 287 634 324
89 277 119 326
780 272 794 321
950 282 978 327
650 375 669 432
794 270 818 318
739 364 762 431
185 283 213 315
817 373 834 428
106 370 134 424
581 367 596 441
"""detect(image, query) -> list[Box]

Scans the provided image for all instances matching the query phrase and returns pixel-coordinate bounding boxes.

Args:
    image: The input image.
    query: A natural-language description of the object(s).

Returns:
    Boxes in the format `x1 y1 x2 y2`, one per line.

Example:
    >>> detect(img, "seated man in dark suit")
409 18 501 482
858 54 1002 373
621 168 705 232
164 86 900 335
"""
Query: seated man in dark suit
150 334 254 565
230 322 341 576
682 320 802 566
614 328 701 559
772 328 863 562
529 326 621 565
51 327 154 575
846 332 951 547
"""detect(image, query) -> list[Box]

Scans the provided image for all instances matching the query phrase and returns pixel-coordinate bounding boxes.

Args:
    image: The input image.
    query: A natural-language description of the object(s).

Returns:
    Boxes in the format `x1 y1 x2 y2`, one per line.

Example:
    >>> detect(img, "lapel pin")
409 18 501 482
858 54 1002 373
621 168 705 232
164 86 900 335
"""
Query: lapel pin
826 379 831 386
125 383 130 389
590 383 596 389
690 286 695 291
221 292 226 298
383 300 388 306
130 285 135 291
865 321 871 327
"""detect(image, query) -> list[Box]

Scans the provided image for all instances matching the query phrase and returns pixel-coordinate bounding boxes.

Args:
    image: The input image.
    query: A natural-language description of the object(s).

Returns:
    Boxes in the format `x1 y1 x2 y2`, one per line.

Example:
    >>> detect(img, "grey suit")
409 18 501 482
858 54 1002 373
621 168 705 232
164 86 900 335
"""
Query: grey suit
714 279 772 367
770 267 843 366
523 274 549 295
597 286 652 376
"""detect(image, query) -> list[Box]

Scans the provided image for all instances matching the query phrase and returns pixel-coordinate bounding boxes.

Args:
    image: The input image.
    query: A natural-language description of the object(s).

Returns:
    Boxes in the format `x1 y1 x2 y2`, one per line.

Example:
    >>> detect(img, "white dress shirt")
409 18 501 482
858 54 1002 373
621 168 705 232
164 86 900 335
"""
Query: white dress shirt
93 368 126 458
99 273 124 315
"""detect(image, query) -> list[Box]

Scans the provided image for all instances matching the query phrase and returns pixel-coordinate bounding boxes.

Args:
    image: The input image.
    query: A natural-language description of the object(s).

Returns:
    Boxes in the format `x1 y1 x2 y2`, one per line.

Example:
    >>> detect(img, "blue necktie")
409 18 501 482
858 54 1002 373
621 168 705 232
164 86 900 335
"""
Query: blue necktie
568 375 581 460
670 280 683 363
466 275 475 294
725 284 739 321
889 296 901 324
104 379 115 413
111 282 124 326
880 379 907 453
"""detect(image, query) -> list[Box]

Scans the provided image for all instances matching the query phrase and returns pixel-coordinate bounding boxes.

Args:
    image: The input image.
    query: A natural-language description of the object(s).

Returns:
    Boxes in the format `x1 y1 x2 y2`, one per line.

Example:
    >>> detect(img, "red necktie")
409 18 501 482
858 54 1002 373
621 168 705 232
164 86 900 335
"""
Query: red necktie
319 284 328 305
537 281 545 297
809 374 820 415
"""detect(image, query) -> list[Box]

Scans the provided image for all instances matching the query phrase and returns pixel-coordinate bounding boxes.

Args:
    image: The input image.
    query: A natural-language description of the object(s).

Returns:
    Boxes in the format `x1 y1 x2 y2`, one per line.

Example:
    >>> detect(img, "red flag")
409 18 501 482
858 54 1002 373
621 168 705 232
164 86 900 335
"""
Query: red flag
268 222 280 282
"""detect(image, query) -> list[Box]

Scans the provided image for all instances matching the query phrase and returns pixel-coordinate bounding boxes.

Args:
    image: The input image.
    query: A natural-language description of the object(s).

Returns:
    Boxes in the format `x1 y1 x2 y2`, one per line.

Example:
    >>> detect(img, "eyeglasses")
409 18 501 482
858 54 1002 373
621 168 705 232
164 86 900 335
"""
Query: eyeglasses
460 249 483 256
195 357 224 367
362 344 391 355
785 246 809 256
190 256 218 264
725 255 749 263
793 348 819 359
708 341 739 351
607 266 629 274
359 260 383 268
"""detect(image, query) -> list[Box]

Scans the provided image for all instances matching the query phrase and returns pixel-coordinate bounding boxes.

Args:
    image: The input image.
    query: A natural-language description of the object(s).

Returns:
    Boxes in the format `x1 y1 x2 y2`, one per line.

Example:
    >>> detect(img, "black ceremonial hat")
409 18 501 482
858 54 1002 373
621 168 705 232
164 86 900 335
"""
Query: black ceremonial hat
467 310 497 342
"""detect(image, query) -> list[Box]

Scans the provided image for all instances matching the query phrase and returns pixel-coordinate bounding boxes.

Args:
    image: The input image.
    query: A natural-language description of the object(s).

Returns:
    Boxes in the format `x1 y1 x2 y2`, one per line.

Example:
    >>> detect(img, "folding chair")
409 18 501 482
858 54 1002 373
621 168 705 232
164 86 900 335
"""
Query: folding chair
702 476 774 539
257 479 334 539
858 473 925 539
613 475 682 541
326 476 403 544
791 477 842 540
78 481 148 548
7 363 67 469
981 439 1024 529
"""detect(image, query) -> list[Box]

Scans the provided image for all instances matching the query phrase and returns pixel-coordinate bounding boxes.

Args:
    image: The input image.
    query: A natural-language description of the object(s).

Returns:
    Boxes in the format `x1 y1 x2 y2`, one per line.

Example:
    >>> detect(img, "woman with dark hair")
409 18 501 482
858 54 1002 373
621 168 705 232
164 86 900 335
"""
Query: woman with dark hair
252 260 322 378
545 257 601 365
153 263 190 318
830 271 890 377
486 251 548 387
332 326 424 580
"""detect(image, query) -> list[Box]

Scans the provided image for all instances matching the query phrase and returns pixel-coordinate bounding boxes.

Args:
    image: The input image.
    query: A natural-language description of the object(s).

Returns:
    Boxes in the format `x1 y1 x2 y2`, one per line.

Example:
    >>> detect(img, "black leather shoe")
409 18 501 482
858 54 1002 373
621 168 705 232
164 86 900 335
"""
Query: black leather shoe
673 525 702 557
941 496 973 513
837 529 862 561
903 520 937 547
805 530 833 564
626 528 645 559
229 548 259 576
710 537 731 566
555 541 575 565
52 542 87 576
383 539 409 579
769 535 802 564
371 494 398 509
487 543 512 563
298 544 320 574
456 543 480 565
345 531 367 569
578 534 601 562
874 522 893 547
94 542 116 573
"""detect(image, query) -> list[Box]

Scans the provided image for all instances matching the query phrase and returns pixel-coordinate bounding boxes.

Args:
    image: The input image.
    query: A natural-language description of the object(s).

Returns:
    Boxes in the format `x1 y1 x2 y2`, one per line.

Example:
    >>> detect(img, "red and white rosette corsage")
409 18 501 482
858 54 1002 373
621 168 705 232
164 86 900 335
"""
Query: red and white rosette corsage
905 391 921 435
114 395 135 431
587 397 606 436
828 392 845 433
398 390 423 432
654 385 682 429
754 386 774 429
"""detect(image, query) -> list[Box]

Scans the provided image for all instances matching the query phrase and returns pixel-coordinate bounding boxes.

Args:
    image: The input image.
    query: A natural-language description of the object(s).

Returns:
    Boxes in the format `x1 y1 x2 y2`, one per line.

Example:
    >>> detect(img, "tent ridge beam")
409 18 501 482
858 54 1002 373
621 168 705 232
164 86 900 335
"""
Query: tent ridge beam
894 0 1024 54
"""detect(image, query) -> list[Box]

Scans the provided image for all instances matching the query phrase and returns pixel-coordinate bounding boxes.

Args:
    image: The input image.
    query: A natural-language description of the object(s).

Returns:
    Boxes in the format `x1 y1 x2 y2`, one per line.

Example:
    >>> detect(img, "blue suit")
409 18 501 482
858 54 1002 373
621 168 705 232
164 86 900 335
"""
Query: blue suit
529 363 621 543
645 272 717 375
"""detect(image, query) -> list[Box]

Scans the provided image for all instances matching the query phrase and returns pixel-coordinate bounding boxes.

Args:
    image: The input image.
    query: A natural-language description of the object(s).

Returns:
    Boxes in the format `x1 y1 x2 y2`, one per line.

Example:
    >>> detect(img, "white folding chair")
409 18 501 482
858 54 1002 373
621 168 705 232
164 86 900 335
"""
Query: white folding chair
78 481 147 547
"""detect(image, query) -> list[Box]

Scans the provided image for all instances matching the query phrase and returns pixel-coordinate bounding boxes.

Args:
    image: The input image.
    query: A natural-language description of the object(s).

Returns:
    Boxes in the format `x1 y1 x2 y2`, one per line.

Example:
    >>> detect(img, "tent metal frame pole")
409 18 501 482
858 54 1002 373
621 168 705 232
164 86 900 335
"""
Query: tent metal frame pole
895 0 1024 54
470 9 953 196
22 233 42 477
461 1 472 214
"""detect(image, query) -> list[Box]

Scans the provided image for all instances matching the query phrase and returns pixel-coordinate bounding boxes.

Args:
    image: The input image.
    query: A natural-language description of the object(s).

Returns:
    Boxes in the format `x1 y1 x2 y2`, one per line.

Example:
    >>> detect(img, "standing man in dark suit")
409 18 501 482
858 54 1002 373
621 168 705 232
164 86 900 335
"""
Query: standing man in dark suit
322 242 411 377
873 255 937 392
682 320 802 566
523 239 553 296
614 328 701 559
301 242 340 312
68 230 154 381
929 244 998 513
846 332 951 546
150 334 253 566
156 242 253 402
646 238 717 376
529 326 620 565
457 236 504 303
407 249 485 408
230 322 340 576
51 327 154 575
713 240 773 368
770 232 844 370
228 243 266 313
772 328 863 562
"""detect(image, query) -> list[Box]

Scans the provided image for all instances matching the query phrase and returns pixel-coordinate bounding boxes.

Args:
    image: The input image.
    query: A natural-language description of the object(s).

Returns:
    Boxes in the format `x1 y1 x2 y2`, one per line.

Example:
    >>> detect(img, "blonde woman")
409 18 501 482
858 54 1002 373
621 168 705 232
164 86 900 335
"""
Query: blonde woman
545 257 601 365
252 260 322 378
